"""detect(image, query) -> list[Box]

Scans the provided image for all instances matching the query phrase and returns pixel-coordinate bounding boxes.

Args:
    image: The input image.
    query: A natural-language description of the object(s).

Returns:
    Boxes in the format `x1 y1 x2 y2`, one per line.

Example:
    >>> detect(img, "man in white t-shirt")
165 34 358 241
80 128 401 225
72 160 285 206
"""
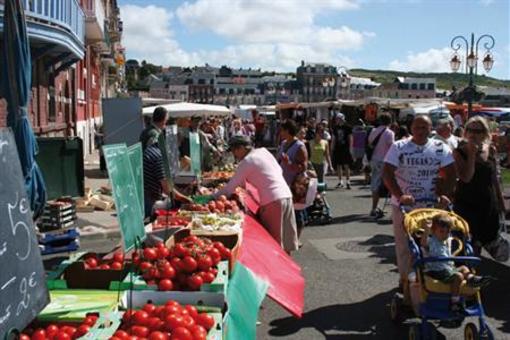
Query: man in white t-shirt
382 115 456 295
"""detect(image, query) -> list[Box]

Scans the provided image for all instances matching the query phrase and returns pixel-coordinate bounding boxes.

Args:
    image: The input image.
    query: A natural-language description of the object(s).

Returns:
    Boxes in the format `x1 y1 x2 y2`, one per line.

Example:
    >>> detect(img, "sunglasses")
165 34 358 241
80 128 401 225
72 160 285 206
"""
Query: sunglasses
466 127 485 134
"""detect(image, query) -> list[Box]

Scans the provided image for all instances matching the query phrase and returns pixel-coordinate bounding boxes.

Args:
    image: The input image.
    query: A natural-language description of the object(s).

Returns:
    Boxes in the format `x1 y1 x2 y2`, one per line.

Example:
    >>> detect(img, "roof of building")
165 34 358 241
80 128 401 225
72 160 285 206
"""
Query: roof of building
396 76 436 83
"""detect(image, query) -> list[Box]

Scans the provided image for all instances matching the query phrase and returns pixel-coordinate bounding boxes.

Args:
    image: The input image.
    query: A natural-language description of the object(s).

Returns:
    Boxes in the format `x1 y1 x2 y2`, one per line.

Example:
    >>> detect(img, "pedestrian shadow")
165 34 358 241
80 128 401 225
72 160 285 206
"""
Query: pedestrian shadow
84 168 108 179
267 289 409 339
329 214 393 226
476 257 510 333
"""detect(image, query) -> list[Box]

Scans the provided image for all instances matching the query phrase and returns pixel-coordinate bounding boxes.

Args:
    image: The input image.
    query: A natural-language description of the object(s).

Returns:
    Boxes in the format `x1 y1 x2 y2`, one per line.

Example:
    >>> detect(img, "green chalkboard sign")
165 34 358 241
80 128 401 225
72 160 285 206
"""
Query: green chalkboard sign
127 143 144 215
103 144 145 251
189 132 201 176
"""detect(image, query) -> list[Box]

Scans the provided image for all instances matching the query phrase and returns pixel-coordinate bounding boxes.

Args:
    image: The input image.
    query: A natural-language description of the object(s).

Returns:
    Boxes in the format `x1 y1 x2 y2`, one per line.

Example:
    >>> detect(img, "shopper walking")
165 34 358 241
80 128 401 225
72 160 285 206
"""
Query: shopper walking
309 124 333 183
331 113 353 189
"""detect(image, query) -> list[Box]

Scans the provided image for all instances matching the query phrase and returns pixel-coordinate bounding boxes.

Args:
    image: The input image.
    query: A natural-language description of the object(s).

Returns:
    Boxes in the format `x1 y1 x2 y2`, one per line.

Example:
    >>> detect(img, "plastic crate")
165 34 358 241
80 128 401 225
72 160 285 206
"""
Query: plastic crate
40 239 80 255
38 228 79 245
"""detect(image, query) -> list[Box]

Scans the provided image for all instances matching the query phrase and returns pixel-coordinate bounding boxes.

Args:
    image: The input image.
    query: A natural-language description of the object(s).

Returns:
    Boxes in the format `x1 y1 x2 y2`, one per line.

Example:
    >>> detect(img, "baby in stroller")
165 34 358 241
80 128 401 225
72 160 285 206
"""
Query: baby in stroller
421 213 493 313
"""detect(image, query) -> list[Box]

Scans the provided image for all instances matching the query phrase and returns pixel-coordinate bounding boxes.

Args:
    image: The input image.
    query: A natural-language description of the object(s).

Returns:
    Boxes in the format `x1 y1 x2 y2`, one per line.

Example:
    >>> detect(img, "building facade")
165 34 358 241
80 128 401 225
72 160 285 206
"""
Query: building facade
0 0 125 156
375 77 436 99
296 61 338 102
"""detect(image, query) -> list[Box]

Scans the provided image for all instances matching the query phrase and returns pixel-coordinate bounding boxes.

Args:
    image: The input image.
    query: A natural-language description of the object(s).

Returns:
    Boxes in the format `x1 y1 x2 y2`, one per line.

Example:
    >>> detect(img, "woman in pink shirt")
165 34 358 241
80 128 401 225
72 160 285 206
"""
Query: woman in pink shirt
214 136 298 253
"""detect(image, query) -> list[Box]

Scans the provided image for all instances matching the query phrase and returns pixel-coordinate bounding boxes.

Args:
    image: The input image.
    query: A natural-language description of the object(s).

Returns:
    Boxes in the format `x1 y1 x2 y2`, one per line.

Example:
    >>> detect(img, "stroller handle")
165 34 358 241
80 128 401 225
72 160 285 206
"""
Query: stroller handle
413 256 481 270
399 197 453 213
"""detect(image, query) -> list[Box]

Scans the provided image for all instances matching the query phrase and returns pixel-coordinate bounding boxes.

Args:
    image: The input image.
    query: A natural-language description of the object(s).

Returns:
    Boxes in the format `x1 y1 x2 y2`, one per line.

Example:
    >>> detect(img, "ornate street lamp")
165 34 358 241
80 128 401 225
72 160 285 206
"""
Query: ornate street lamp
450 33 495 117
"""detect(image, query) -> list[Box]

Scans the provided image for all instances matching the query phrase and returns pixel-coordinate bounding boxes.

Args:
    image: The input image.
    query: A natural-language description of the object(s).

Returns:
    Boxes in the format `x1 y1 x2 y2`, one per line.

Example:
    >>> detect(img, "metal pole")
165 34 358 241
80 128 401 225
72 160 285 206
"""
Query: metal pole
468 33 474 118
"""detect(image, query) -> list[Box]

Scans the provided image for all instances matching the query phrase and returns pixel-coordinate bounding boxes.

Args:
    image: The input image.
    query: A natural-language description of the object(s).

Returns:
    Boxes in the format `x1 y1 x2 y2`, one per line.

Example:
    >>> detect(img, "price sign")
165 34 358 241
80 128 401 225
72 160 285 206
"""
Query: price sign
0 129 49 339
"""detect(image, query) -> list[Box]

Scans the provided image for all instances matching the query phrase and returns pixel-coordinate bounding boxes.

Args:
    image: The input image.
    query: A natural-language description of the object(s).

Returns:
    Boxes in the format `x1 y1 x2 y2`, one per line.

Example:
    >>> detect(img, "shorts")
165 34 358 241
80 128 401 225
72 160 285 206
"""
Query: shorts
332 148 353 167
426 268 459 283
370 160 384 192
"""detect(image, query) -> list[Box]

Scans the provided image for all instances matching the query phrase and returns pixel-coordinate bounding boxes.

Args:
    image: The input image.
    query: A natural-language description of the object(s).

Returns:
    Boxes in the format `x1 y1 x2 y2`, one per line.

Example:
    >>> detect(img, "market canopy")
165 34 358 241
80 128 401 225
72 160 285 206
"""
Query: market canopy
143 102 231 117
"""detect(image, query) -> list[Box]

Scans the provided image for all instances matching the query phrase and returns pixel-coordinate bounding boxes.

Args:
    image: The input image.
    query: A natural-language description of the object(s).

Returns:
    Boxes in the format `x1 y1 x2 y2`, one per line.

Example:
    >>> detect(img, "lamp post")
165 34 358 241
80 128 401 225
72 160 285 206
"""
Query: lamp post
449 33 495 117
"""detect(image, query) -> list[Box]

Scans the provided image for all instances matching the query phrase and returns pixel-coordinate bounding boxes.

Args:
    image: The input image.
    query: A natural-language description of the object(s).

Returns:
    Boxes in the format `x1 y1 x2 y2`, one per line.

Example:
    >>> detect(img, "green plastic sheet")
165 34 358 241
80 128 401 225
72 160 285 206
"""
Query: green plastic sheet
226 263 269 340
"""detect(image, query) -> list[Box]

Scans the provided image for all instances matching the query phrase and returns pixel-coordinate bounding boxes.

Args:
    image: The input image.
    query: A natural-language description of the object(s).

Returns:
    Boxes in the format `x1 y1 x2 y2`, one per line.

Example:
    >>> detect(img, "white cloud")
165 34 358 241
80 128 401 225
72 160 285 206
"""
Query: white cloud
121 1 371 71
388 48 453 73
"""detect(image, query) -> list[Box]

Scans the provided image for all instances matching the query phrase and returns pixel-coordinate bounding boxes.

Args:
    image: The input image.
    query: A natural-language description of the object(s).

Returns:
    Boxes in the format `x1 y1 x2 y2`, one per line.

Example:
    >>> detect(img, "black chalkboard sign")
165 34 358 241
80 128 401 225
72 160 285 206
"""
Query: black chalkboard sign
0 129 50 338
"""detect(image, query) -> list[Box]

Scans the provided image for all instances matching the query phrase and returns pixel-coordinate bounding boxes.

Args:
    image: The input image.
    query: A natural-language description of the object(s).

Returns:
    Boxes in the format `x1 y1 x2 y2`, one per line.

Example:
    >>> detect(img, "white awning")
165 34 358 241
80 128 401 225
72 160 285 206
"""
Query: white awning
142 102 231 117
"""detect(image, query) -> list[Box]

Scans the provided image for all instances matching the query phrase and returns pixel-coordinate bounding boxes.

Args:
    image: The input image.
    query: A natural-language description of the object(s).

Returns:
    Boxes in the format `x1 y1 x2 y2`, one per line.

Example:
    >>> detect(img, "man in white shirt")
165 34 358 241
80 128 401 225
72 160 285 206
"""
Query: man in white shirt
214 136 298 253
382 115 456 296
434 116 458 151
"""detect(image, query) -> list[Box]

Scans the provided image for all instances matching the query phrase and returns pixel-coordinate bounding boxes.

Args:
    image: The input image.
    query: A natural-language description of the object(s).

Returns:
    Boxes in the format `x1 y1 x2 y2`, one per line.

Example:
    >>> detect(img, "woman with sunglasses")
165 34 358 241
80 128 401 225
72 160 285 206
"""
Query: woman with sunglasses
453 116 507 258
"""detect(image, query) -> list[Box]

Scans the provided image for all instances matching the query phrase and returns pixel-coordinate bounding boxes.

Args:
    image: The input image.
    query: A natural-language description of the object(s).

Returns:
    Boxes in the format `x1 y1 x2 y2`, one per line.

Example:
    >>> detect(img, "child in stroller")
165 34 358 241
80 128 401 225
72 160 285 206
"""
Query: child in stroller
421 213 493 313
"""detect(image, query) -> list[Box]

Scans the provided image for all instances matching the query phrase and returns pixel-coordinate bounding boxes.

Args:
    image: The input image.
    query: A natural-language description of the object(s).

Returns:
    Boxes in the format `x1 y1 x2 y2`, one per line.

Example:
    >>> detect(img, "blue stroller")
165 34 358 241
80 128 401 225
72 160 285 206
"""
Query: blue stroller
390 207 495 340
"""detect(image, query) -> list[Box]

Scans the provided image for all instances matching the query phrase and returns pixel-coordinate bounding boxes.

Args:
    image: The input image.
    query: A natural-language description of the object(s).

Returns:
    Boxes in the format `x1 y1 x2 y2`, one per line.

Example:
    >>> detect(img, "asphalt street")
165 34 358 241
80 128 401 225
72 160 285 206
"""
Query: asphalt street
59 175 510 340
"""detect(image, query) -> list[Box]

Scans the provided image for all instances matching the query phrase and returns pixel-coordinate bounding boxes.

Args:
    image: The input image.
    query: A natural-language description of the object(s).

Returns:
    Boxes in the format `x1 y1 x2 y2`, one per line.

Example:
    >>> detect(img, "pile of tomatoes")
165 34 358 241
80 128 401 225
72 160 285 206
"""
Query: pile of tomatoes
133 236 231 291
20 314 98 340
184 195 240 214
111 301 215 340
83 251 125 270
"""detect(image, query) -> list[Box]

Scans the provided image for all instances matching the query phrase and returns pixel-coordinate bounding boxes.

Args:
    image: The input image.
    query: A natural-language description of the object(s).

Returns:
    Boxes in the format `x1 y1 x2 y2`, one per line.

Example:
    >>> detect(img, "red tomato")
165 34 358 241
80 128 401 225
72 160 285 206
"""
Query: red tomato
213 242 225 251
157 247 170 259
133 310 150 326
54 332 71 340
148 331 168 340
132 251 141 265
147 316 164 331
181 315 195 329
139 261 153 272
84 314 99 325
19 335 31 340
164 304 181 316
30 329 46 340
85 257 98 268
195 313 215 330
61 326 77 337
189 325 207 340
155 241 165 248
99 264 111 270
143 247 159 261
165 300 181 308
46 324 60 337
113 330 130 339
218 195 227 202
206 248 221 265
202 271 216 283
76 324 90 337
122 309 135 323
143 303 157 315
170 257 183 272
197 255 213 271
113 251 125 263
181 256 198 273
184 305 198 319
173 244 189 258
220 248 232 260
130 325 149 338
209 268 218 276
164 314 184 331
111 261 123 270
159 265 176 279
158 279 174 291
186 274 204 290
170 327 192 340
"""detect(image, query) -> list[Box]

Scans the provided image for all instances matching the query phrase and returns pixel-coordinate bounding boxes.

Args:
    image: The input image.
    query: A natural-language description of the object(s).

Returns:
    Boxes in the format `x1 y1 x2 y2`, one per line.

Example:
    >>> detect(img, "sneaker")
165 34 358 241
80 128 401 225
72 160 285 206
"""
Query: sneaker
369 210 377 217
467 276 495 288
335 182 343 189
346 182 351 189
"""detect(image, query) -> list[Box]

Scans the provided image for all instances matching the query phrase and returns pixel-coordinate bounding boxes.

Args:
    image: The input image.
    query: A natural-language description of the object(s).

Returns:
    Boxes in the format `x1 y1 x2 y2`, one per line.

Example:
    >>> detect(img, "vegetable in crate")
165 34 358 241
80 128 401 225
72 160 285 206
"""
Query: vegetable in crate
114 300 215 340
134 236 230 291
20 314 98 339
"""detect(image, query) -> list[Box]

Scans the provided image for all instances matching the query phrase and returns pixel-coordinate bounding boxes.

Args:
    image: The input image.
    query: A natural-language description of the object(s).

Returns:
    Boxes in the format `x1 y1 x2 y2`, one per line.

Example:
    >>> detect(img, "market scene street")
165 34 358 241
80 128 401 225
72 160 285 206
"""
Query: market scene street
0 0 509 339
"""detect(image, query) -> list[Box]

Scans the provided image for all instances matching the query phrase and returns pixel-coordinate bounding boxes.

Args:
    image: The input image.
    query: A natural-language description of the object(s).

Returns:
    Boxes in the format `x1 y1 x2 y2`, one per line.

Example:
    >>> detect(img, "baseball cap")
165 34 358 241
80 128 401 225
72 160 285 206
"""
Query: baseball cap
336 112 345 120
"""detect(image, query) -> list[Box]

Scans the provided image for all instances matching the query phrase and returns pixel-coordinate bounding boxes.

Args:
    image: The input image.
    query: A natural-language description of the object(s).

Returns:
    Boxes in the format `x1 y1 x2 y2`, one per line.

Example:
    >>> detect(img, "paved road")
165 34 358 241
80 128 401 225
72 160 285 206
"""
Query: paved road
54 175 510 340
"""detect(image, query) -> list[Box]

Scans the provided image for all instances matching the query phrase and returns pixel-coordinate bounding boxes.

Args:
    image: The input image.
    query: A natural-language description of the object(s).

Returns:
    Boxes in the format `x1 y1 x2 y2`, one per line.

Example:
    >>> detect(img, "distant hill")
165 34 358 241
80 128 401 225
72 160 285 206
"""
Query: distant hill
348 69 510 91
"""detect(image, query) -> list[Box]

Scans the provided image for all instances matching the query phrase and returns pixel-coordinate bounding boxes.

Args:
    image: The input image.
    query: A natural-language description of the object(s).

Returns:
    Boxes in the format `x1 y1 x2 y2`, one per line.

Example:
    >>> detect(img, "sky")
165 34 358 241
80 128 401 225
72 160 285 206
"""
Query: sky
118 0 510 80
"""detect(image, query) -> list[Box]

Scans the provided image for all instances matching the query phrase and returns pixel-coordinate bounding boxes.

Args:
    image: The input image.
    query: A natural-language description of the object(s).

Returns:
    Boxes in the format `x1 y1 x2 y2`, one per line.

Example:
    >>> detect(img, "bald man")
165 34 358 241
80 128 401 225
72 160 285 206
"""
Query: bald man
382 115 456 297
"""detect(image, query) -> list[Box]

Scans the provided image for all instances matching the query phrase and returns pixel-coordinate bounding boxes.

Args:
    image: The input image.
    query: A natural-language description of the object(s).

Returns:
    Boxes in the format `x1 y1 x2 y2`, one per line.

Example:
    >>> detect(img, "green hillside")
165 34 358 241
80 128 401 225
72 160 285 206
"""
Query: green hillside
348 68 510 90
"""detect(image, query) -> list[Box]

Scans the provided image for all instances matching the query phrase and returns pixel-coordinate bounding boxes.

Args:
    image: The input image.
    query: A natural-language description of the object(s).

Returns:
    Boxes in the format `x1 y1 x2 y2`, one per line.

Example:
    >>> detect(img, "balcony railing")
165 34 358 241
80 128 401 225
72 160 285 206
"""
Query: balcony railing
0 0 85 46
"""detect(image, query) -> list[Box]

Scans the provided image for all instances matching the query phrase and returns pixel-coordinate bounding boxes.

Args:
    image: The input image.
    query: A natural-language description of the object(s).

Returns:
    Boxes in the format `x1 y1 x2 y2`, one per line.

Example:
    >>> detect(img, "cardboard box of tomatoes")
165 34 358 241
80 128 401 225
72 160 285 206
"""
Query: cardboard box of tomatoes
118 291 226 340
46 251 130 290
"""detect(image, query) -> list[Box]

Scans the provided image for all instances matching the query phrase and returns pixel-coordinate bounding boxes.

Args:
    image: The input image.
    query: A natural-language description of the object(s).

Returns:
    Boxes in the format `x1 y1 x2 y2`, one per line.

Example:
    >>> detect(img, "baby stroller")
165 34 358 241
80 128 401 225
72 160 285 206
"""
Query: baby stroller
390 204 495 340
306 182 333 225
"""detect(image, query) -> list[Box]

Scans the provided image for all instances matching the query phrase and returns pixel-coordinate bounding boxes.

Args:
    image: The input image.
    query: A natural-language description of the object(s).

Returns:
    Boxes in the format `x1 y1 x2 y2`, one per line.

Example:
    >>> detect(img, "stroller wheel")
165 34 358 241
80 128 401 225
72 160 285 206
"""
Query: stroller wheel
408 324 421 340
390 295 404 324
464 322 479 340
